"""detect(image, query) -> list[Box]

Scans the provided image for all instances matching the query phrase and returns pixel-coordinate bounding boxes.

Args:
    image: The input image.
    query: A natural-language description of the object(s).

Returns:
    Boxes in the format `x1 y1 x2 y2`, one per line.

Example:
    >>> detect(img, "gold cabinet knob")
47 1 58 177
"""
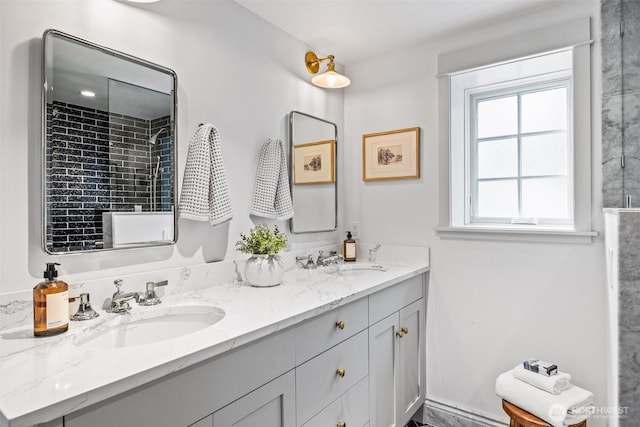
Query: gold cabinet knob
336 368 346 378
396 331 404 337
337 423 346 427
401 327 409 334
336 320 345 330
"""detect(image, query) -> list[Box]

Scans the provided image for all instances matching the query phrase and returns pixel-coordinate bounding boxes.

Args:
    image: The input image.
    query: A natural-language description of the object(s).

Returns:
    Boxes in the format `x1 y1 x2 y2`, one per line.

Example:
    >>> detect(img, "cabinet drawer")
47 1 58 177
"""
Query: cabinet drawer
213 370 295 427
64 328 296 427
296 330 369 425
302 376 369 427
295 298 368 364
369 276 422 324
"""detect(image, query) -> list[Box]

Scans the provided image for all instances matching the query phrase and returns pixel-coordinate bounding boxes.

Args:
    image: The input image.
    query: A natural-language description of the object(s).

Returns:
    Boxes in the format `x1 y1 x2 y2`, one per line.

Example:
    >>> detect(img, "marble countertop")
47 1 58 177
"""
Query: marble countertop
0 251 429 427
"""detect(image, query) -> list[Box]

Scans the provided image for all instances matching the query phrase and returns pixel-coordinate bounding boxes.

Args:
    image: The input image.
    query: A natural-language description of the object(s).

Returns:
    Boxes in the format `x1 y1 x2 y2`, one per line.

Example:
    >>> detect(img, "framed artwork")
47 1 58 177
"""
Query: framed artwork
362 127 420 181
293 139 335 185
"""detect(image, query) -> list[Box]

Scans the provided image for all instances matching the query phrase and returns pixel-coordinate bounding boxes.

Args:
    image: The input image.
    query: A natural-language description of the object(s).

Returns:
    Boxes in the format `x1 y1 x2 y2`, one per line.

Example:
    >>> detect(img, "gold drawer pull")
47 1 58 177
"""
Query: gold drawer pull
336 368 346 378
337 423 346 427
401 327 409 334
336 320 345 330
396 330 404 338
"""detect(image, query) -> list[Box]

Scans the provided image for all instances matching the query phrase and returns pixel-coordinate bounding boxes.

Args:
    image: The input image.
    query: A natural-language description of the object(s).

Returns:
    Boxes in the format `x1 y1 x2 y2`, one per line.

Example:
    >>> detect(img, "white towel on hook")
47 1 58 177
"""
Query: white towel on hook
178 124 233 226
250 138 294 220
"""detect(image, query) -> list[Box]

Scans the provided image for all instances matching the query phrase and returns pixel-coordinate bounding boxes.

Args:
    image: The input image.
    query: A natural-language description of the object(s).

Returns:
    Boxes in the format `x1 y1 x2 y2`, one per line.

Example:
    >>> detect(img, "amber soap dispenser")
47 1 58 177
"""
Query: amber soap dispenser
33 262 69 337
343 231 356 262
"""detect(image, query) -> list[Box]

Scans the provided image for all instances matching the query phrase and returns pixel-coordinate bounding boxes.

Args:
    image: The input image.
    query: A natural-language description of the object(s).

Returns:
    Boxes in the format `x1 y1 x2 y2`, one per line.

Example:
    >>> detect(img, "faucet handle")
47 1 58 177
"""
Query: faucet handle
71 293 99 321
140 280 167 306
146 280 168 292
113 279 123 297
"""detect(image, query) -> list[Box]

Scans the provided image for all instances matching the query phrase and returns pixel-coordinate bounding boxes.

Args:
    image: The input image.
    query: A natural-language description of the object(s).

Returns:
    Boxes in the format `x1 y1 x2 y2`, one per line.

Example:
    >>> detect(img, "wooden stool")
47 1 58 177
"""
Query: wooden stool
502 400 587 427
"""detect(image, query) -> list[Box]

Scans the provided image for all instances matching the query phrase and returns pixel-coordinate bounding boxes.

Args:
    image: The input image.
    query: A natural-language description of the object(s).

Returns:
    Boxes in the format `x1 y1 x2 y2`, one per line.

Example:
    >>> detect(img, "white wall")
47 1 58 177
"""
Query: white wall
343 1 609 425
0 0 344 293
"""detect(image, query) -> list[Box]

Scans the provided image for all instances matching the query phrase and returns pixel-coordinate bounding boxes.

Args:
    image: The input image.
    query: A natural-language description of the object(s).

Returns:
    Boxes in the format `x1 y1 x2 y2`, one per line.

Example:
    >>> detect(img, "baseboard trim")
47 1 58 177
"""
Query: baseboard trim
423 398 508 427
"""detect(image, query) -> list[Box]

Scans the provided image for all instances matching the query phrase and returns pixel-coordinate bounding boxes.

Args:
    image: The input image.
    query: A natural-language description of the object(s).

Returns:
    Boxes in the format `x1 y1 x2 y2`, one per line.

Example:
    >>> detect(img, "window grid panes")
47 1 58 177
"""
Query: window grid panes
470 80 571 225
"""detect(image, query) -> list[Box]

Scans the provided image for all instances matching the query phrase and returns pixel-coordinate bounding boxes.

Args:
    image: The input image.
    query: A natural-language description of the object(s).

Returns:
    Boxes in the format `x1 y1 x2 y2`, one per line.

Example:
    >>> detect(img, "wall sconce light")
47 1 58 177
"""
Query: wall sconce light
305 51 350 89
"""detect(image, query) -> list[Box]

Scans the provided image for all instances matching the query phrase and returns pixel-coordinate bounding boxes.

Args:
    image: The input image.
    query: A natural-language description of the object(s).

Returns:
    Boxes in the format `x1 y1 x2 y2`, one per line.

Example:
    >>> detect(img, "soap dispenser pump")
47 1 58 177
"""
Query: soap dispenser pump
343 231 356 262
33 262 69 337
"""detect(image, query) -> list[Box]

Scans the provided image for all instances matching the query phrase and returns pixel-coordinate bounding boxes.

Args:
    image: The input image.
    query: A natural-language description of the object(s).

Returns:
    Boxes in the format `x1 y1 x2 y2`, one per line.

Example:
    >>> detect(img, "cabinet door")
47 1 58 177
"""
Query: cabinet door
398 299 423 427
213 370 295 427
369 312 400 427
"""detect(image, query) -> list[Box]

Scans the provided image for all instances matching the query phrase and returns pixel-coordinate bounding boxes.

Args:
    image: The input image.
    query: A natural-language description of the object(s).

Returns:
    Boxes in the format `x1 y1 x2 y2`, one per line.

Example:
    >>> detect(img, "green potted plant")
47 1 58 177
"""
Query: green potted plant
236 224 288 287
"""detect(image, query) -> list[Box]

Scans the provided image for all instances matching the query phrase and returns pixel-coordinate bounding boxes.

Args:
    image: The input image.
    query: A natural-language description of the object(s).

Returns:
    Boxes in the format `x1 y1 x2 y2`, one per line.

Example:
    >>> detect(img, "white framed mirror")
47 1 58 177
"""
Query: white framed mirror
289 111 338 233
42 29 177 254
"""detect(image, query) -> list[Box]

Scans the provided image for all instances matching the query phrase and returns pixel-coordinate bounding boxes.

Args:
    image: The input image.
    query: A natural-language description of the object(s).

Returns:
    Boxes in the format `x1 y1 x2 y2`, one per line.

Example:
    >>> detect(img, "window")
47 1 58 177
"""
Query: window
470 80 572 226
437 18 595 242
448 49 582 232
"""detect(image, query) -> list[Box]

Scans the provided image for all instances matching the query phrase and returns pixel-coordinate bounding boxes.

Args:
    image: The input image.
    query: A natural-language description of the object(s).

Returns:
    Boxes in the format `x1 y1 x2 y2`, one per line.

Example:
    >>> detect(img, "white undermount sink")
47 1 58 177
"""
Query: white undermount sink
74 305 225 349
337 264 388 276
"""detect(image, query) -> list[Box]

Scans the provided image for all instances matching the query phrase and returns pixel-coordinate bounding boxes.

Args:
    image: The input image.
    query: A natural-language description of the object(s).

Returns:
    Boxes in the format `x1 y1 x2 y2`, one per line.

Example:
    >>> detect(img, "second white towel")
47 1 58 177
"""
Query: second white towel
513 364 572 395
250 138 294 220
496 370 593 427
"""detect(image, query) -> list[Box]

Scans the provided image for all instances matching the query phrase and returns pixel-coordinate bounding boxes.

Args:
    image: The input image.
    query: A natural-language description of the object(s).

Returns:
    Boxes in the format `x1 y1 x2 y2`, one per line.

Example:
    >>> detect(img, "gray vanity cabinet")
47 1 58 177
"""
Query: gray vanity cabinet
58 274 426 427
369 277 424 427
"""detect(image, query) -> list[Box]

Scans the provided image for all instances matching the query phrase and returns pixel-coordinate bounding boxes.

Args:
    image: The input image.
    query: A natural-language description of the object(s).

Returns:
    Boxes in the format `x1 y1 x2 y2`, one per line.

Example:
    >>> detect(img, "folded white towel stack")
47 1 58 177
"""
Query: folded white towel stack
179 124 233 226
513 364 572 395
496 369 593 427
250 138 294 220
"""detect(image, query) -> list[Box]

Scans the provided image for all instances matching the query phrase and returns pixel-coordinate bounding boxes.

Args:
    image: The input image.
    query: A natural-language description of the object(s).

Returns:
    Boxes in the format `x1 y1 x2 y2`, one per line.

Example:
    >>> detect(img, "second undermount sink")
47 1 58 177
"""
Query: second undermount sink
336 264 388 276
74 305 225 350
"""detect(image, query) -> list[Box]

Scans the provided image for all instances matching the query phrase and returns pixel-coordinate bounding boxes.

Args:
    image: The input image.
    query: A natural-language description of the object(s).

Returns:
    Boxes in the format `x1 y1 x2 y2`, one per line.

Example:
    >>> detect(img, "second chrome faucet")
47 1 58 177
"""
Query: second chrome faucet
107 279 168 314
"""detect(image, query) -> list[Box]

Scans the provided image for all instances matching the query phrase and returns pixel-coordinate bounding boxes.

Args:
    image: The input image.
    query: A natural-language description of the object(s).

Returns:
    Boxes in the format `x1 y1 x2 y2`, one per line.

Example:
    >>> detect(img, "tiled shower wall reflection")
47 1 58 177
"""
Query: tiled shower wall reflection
45 101 172 252
602 0 640 208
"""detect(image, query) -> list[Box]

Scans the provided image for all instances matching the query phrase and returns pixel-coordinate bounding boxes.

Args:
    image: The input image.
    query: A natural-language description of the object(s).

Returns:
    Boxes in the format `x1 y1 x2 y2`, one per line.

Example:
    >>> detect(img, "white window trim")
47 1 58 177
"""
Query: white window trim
435 18 597 244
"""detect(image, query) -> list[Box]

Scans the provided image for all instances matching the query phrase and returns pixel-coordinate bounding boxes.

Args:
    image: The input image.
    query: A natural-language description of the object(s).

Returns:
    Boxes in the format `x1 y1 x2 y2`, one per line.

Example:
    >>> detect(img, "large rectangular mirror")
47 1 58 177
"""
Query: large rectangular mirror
289 111 338 233
42 29 177 253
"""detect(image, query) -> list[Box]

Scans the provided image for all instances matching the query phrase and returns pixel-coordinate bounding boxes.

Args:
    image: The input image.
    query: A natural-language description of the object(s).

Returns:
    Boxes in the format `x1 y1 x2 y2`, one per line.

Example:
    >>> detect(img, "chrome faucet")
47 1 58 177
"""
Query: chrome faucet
296 254 316 269
108 289 142 314
107 279 169 313
368 244 382 263
317 250 344 267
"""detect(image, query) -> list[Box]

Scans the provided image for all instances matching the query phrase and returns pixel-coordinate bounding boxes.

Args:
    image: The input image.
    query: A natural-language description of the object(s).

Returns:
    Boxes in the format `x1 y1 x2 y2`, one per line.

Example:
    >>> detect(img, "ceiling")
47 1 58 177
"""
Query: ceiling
233 0 561 65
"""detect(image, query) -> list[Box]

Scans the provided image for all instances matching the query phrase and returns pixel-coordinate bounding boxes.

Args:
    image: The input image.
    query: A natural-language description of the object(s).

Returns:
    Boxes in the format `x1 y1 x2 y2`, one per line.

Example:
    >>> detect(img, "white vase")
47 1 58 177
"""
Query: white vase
244 254 285 287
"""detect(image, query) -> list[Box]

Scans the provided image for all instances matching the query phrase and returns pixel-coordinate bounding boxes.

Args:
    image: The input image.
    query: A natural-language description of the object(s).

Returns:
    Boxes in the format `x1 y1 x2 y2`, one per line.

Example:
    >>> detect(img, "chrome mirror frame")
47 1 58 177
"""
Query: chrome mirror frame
42 29 178 254
288 111 338 234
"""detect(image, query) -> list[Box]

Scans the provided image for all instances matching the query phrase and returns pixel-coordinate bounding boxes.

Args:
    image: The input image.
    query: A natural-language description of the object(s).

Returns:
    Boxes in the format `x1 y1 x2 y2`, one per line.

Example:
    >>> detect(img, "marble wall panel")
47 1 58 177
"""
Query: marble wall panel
621 0 640 93
602 0 623 97
616 210 640 427
602 0 640 208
